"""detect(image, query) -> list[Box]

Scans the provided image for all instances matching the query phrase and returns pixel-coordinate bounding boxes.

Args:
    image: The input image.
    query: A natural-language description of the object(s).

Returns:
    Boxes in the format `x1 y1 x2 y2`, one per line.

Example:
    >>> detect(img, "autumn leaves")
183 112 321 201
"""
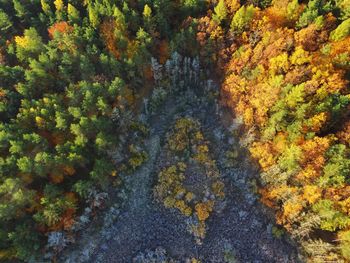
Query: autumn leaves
216 1 350 261
154 117 225 244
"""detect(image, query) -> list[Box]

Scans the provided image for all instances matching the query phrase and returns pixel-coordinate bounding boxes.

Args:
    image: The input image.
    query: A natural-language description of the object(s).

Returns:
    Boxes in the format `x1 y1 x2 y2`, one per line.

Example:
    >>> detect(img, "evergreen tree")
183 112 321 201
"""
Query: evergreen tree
15 28 45 62
0 9 12 34
67 3 80 24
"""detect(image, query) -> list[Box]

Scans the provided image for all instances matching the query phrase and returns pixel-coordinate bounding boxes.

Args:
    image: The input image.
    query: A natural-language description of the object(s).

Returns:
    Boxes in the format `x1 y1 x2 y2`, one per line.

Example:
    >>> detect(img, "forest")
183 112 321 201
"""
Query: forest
0 0 349 262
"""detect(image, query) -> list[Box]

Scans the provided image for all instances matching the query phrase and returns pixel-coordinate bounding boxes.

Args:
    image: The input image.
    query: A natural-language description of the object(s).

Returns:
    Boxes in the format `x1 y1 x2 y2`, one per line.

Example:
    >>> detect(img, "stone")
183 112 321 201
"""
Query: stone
239 210 248 220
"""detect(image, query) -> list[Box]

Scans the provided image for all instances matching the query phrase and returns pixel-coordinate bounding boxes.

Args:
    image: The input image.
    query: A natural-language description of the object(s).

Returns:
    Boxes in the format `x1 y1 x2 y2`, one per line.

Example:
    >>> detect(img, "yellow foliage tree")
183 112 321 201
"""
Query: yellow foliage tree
195 201 214 221
250 142 276 171
303 185 322 204
54 0 64 12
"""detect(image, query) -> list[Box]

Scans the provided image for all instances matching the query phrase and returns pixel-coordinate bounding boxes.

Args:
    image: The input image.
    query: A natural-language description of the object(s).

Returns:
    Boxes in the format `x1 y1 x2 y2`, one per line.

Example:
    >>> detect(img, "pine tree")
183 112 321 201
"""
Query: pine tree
40 0 51 15
68 3 80 23
0 9 12 34
15 28 45 62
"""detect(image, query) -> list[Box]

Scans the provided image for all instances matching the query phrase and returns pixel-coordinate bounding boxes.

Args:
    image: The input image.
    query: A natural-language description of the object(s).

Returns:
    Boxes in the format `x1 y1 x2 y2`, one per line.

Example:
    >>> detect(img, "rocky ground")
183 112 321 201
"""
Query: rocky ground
61 89 302 263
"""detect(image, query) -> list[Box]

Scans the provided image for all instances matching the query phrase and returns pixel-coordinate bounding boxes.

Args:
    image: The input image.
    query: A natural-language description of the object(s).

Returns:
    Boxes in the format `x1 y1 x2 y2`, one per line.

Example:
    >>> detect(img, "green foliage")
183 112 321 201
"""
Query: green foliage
256 0 272 9
339 230 350 260
230 5 255 34
40 0 52 15
8 223 41 260
0 178 35 221
285 84 305 109
336 0 350 20
73 180 94 199
170 22 198 55
213 0 227 23
0 9 12 34
13 0 26 18
312 200 350 231
278 144 302 173
287 0 300 21
34 185 76 227
0 0 349 261
182 0 203 11
0 1 159 258
319 144 350 187
297 1 320 28
15 28 45 62
88 6 100 27
67 3 80 23
296 0 334 28
330 18 350 41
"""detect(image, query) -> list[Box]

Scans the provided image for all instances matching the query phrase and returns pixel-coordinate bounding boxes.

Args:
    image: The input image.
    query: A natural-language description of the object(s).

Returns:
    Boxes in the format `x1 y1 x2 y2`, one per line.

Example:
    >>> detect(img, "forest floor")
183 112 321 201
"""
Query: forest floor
62 88 301 263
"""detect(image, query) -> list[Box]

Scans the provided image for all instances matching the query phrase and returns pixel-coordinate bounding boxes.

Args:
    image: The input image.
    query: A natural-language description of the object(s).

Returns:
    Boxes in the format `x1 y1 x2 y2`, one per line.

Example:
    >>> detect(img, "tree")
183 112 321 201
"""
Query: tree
319 144 350 187
257 0 272 9
54 0 64 12
17 156 33 174
15 28 45 62
0 9 12 34
330 19 350 41
336 0 350 20
213 0 228 23
230 5 255 34
8 223 41 260
88 6 100 28
54 0 66 21
89 158 114 188
0 178 35 221
312 199 350 231
339 230 350 260
296 0 333 29
34 184 76 227
285 84 305 108
278 144 302 174
225 0 240 13
48 21 73 39
13 0 26 19
67 3 80 24
286 0 300 21
113 7 126 31
40 0 52 15
143 4 152 18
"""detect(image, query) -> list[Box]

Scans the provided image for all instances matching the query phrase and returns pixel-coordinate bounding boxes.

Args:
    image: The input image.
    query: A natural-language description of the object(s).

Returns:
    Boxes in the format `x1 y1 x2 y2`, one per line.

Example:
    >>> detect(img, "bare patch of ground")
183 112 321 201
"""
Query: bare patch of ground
66 91 301 263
